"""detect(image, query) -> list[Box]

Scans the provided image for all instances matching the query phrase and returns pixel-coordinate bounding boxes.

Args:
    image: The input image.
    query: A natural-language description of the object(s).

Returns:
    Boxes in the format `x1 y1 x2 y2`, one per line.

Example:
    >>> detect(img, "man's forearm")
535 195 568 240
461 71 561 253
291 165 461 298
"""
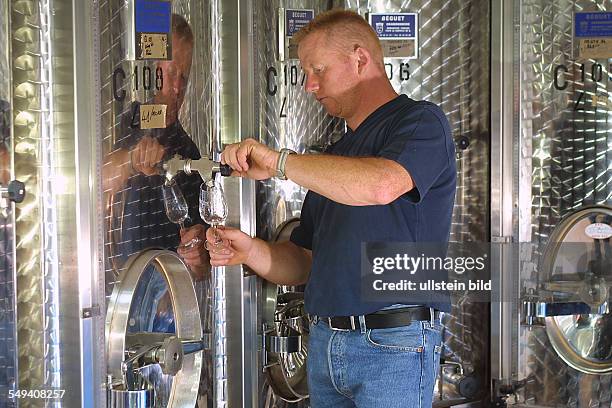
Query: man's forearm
284 154 406 206
246 239 311 286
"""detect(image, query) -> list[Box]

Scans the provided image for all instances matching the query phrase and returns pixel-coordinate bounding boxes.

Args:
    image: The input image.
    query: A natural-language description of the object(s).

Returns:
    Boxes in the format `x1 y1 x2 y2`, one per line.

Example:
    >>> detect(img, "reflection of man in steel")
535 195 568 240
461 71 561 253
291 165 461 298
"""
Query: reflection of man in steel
204 10 455 407
102 14 208 278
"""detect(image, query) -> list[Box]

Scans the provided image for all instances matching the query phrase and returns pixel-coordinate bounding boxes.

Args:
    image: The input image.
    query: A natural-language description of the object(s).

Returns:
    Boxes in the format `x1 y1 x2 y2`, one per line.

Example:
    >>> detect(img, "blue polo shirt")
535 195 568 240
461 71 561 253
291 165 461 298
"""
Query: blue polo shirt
290 95 456 317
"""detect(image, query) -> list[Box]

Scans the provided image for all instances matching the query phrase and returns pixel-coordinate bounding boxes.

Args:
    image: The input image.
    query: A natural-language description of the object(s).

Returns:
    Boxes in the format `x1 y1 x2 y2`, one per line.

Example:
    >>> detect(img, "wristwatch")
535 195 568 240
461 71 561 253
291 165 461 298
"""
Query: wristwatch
276 148 296 180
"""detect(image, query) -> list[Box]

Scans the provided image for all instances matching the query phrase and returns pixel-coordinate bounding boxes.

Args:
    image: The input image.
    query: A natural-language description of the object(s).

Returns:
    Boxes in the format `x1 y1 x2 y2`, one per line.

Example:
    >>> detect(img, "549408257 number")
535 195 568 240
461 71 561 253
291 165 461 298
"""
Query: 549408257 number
8 389 65 399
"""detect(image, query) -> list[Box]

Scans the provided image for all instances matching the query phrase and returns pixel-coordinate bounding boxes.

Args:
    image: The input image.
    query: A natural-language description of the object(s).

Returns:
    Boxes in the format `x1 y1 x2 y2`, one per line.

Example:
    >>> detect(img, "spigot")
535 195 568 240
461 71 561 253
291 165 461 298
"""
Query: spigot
162 155 232 184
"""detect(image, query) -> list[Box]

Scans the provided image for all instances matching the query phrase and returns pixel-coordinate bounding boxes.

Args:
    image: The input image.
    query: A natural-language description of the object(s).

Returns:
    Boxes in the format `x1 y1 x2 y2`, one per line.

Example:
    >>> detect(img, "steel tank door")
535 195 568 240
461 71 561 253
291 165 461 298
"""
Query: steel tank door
106 250 204 408
253 0 490 406
502 0 612 406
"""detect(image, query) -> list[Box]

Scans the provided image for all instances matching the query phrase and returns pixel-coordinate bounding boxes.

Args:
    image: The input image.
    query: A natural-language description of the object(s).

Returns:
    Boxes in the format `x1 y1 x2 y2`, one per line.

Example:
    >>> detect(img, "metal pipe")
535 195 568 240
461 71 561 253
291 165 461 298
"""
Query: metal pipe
210 0 222 161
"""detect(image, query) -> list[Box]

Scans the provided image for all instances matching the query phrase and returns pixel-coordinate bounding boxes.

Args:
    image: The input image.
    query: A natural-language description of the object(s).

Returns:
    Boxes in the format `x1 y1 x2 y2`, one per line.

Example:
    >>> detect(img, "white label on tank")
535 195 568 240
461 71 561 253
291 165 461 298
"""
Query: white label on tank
585 223 612 239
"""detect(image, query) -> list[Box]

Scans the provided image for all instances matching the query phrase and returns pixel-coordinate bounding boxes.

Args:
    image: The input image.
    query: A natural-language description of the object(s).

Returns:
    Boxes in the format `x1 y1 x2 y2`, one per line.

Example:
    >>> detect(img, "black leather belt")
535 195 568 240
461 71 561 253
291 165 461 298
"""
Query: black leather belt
316 306 440 331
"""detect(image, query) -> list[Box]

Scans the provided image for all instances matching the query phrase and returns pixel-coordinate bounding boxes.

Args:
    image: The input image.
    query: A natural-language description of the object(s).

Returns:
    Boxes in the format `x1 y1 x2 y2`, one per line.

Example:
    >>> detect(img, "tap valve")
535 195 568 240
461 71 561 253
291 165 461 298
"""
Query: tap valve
162 155 232 184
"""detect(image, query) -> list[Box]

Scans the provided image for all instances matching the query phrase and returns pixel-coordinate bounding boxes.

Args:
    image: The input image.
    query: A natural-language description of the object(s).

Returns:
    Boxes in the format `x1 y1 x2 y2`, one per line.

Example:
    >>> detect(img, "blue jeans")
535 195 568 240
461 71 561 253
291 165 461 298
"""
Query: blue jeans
307 317 443 407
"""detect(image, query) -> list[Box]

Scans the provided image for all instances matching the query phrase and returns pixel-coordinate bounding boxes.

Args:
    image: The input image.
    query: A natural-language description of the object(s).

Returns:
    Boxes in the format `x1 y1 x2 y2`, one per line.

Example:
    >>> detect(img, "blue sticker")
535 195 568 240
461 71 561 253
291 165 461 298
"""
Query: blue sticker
575 12 612 38
286 9 314 37
369 13 417 40
135 0 172 34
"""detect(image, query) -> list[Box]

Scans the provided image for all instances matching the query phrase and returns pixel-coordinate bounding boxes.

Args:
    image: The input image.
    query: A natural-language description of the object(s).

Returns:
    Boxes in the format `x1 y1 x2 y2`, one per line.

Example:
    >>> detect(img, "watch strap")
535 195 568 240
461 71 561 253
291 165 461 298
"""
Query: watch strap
276 148 296 180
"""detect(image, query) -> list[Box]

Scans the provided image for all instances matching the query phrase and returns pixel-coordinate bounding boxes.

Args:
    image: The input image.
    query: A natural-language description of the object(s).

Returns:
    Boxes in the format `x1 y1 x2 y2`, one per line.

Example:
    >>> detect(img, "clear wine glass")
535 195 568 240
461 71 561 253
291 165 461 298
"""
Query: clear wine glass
199 178 228 247
161 181 202 249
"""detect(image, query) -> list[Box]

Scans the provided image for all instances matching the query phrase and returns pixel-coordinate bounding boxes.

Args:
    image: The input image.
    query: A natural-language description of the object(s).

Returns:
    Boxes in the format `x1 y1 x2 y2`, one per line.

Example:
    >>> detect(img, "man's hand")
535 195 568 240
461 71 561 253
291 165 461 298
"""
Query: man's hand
205 226 254 267
130 136 165 176
177 224 209 281
221 138 280 180
204 226 311 286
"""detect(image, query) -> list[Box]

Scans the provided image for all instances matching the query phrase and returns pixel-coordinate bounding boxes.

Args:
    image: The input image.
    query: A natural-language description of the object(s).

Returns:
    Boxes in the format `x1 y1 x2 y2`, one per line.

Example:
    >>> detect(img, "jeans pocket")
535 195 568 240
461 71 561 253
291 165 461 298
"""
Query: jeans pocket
365 321 425 352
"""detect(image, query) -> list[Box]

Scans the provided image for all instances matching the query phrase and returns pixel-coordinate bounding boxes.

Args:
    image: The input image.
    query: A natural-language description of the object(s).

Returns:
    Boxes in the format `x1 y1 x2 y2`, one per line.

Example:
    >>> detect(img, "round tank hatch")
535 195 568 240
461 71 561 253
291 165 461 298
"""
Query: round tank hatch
106 250 203 407
542 206 612 374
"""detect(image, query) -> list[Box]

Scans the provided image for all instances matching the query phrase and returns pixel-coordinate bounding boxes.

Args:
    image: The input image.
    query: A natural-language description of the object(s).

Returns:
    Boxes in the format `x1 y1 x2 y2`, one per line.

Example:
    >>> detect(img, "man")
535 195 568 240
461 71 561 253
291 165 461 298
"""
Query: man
102 14 208 279
203 10 456 407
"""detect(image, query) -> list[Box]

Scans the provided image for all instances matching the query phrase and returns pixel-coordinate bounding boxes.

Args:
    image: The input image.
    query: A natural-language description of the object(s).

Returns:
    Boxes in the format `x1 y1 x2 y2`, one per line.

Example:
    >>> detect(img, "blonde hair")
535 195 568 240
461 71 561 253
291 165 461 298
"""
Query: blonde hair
294 9 383 63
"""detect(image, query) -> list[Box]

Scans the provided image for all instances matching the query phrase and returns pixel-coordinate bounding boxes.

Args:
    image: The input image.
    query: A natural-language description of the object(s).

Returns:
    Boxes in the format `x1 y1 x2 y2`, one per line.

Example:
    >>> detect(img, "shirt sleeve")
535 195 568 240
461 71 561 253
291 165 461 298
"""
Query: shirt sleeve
289 191 315 250
377 103 453 203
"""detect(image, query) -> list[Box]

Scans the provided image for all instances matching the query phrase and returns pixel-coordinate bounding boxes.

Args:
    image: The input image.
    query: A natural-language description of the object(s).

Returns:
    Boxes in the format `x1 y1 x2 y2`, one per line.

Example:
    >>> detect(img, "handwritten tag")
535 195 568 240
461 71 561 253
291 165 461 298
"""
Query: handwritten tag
579 38 612 59
382 40 416 59
140 104 167 129
140 33 169 59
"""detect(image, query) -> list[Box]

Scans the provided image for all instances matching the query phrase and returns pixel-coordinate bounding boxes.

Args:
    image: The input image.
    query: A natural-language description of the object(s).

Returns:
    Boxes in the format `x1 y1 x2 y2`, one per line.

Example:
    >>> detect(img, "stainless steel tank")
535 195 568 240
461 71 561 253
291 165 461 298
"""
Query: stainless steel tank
491 0 612 406
0 0 17 405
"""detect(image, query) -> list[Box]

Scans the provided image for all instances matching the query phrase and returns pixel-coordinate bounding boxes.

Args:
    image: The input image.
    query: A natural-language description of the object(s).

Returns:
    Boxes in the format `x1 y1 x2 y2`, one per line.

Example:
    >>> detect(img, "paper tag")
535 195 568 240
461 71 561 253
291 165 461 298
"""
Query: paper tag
585 223 612 240
579 38 612 59
140 104 167 129
140 33 169 60
382 40 416 59
591 94 612 109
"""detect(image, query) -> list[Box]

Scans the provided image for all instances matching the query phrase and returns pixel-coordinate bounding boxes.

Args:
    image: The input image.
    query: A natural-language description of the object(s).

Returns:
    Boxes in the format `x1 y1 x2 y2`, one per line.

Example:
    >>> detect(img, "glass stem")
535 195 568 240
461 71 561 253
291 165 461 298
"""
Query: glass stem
212 224 222 244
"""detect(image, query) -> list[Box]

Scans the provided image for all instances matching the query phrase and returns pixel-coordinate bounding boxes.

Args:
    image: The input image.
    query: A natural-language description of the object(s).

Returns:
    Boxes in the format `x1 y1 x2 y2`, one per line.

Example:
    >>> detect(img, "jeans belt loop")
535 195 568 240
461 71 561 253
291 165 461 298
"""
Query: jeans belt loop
358 315 366 333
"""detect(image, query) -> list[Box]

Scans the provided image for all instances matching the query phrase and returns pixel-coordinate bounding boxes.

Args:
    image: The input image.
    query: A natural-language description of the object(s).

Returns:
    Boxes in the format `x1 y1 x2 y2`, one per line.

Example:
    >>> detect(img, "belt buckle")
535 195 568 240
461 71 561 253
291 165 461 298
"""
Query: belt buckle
328 316 356 331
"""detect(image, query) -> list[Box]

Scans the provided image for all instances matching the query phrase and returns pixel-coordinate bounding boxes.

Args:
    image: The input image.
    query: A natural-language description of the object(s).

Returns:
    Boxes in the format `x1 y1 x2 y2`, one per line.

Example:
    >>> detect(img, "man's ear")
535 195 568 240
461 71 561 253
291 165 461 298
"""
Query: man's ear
354 46 370 74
